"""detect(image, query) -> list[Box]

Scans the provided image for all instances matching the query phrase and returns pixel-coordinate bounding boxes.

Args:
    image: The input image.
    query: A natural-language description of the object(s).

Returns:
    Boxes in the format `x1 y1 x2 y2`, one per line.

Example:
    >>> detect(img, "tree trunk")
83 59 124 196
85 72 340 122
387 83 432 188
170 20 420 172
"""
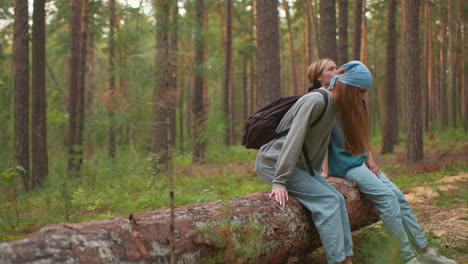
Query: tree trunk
192 0 207 162
381 0 398 154
439 0 448 128
108 0 116 160
13 0 30 190
31 0 47 189
305 0 312 66
319 0 337 61
224 0 235 145
359 0 367 65
169 1 178 148
337 0 348 65
404 0 423 163
78 0 89 164
282 0 299 95
255 0 281 108
352 0 363 60
0 177 378 264
68 0 82 177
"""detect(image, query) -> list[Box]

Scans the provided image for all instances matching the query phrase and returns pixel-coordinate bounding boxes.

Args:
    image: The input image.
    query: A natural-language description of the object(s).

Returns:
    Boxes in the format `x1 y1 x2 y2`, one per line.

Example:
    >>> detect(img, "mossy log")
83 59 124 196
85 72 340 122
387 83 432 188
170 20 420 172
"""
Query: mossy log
0 177 378 264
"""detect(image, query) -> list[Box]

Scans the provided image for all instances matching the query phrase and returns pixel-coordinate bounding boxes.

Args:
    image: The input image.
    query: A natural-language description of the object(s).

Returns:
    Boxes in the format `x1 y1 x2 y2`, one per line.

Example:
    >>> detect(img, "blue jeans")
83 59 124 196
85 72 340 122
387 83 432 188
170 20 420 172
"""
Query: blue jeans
343 164 429 260
256 157 353 264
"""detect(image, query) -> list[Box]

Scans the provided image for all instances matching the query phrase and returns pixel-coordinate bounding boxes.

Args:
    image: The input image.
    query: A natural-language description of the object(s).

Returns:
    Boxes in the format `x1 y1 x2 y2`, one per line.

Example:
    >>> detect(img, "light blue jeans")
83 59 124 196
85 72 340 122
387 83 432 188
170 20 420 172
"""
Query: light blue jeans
343 164 429 260
256 159 353 263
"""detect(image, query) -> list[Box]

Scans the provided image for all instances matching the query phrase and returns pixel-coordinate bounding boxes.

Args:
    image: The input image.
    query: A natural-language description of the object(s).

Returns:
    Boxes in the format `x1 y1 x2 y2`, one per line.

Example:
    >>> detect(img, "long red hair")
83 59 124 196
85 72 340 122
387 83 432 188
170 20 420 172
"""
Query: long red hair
332 81 370 155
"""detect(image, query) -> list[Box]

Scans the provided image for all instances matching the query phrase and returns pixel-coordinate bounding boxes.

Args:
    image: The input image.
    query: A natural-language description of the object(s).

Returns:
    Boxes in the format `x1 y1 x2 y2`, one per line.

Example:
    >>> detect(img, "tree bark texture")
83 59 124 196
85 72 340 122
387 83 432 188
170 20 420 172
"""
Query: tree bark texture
67 0 82 177
403 0 423 163
0 177 378 264
381 0 398 154
282 0 298 95
352 0 363 60
108 0 117 160
337 0 348 66
31 0 47 189
14 0 30 190
255 0 281 108
223 0 235 145
78 0 89 164
192 0 207 162
319 0 337 61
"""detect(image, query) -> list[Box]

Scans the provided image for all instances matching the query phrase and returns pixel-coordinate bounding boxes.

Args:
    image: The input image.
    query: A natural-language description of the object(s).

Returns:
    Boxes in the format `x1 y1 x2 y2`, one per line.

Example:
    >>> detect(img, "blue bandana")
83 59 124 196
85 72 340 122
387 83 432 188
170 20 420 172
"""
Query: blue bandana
328 61 372 90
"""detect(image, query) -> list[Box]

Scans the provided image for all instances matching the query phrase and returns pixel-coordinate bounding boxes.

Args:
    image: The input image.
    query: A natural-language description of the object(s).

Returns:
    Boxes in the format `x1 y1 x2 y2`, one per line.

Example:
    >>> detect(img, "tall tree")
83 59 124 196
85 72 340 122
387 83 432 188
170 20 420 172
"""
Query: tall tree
108 0 116 159
319 0 337 61
255 0 281 108
439 0 448 128
223 0 234 145
13 0 30 190
305 0 313 65
78 0 89 164
337 0 348 65
403 0 423 163
31 0 48 189
68 0 82 177
282 0 298 95
152 0 170 165
352 0 363 60
192 0 207 162
169 1 178 147
381 0 398 154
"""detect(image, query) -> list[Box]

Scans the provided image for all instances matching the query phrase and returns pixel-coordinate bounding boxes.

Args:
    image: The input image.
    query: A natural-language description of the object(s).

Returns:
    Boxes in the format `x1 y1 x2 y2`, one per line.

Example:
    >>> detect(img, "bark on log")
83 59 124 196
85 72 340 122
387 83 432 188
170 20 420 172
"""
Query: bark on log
0 177 378 264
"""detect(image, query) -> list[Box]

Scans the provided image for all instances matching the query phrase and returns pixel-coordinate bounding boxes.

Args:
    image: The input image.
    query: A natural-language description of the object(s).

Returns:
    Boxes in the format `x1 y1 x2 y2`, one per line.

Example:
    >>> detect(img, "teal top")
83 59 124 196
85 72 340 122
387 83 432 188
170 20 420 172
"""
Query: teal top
328 121 366 176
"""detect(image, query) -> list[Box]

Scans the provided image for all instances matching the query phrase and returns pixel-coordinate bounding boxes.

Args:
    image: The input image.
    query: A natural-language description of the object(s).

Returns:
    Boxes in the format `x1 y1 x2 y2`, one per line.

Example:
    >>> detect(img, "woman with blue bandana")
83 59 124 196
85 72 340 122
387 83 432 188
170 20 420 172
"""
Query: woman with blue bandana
255 60 371 264
318 62 457 264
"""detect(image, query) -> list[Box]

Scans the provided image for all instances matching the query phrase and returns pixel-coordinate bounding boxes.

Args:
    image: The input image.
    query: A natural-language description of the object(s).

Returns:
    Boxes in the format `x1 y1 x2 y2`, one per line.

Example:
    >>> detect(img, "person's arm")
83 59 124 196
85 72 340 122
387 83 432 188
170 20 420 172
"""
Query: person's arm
365 151 380 177
321 150 329 178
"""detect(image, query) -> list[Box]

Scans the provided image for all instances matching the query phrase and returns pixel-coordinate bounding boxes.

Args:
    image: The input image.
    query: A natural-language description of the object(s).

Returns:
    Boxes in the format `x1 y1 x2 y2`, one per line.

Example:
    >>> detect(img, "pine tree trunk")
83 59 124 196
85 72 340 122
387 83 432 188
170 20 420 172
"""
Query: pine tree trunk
108 0 116 160
13 0 30 190
305 0 312 66
352 0 363 60
359 0 368 64
439 0 448 128
255 0 281 108
31 0 47 189
68 0 82 177
169 1 178 147
282 0 299 95
223 0 235 145
0 178 378 264
192 0 207 162
319 0 337 61
337 0 348 65
381 0 398 154
404 0 423 163
78 0 89 164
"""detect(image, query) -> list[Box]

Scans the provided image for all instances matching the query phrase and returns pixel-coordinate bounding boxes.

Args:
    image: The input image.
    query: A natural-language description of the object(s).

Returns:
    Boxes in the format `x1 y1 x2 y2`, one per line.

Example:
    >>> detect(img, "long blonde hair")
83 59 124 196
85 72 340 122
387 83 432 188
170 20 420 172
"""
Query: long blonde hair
333 81 370 155
307 58 334 90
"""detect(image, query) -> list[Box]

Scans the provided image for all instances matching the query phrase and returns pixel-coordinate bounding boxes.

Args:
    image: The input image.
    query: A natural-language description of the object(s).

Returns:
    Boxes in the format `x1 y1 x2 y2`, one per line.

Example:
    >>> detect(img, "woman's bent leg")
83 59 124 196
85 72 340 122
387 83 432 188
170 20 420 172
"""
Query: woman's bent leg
345 164 415 261
378 173 429 251
287 168 352 264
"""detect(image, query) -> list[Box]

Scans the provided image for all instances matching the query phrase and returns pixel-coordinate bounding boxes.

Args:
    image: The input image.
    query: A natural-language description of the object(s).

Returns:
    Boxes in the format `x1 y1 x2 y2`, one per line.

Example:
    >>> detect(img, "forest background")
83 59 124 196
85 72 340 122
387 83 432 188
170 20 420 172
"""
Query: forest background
1 0 467 262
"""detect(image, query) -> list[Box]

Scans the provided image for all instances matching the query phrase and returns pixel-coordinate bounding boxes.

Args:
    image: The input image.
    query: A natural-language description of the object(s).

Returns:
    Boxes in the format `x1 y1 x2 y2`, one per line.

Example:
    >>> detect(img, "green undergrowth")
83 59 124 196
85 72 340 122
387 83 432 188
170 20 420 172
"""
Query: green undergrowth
0 145 267 241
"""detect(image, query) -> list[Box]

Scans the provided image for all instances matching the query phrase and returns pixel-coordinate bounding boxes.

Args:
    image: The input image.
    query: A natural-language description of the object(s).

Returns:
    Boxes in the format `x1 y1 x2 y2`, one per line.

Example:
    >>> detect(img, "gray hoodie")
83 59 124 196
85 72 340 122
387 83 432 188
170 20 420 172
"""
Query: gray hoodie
255 88 336 189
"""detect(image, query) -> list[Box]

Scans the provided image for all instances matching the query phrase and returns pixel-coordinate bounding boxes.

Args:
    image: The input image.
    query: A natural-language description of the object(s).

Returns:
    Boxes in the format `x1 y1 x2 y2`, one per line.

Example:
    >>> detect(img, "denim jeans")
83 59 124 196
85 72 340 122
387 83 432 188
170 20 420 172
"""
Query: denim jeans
343 164 429 260
283 167 353 263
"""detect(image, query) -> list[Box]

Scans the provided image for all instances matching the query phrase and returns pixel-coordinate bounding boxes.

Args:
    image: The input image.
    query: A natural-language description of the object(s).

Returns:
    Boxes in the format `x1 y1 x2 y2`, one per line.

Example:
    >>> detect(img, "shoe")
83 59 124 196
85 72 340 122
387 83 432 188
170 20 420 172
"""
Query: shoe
419 248 457 264
406 257 423 264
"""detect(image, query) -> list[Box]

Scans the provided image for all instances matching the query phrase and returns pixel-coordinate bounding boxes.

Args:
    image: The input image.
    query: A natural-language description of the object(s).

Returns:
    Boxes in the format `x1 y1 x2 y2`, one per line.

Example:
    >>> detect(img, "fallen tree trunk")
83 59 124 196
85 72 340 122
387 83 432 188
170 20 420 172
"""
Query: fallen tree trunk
0 177 378 264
